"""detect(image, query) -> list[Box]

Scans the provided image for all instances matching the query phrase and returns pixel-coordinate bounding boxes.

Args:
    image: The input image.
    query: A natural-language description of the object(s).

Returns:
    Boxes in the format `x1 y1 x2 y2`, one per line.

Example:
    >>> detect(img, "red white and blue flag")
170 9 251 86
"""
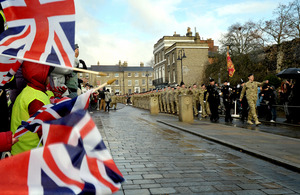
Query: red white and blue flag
0 0 75 86
0 110 124 194
14 90 93 139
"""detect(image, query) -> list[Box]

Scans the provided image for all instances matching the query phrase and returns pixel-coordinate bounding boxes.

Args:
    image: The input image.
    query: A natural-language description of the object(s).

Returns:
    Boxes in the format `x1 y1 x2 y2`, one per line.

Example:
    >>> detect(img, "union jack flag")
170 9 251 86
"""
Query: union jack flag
13 90 92 139
0 110 124 194
0 0 75 67
0 0 75 86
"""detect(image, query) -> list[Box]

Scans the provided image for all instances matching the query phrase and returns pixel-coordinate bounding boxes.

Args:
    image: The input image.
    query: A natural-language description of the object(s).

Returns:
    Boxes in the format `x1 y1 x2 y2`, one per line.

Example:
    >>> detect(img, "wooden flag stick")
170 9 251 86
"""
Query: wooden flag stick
93 78 117 92
73 67 107 76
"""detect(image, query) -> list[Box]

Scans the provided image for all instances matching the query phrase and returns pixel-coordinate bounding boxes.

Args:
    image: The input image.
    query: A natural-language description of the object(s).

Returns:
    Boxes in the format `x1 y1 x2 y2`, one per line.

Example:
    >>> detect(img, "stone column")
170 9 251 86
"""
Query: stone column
179 95 193 123
149 96 159 115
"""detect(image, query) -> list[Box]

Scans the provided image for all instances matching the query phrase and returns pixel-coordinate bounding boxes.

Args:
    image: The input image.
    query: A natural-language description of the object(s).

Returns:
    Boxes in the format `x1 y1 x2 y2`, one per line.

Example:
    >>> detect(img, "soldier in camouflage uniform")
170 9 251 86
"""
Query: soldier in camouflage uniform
174 85 181 114
192 84 200 116
240 73 268 125
162 87 167 113
158 89 163 113
180 82 188 95
110 92 117 110
199 84 208 118
169 87 175 114
166 86 171 113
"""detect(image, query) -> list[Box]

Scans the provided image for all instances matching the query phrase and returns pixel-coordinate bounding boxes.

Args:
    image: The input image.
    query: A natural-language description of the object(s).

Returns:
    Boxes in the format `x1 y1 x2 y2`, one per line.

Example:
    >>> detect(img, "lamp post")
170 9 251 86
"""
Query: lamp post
177 49 186 84
146 71 149 91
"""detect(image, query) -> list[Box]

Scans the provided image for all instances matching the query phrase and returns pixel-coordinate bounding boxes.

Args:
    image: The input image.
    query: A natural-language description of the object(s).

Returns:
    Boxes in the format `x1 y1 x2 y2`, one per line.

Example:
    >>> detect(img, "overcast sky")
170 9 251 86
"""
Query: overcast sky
74 0 287 67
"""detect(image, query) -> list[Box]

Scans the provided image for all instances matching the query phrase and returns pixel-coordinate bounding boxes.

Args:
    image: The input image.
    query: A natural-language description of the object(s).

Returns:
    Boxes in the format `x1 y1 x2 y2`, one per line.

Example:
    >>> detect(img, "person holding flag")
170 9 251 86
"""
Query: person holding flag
10 62 53 155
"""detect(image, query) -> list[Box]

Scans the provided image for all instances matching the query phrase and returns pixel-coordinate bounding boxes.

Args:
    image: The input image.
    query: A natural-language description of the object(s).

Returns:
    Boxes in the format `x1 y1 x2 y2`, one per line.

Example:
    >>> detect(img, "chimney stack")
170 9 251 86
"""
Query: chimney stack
194 32 201 43
140 62 144 67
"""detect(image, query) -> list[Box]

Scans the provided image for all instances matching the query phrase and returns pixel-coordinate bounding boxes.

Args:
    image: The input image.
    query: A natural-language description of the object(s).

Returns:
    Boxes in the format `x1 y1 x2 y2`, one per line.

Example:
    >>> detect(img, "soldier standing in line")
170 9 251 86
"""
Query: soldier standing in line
221 81 233 122
192 84 200 117
180 81 188 95
169 87 175 114
162 87 167 113
199 84 208 118
207 78 220 122
174 85 181 115
158 89 163 113
239 73 268 125
166 85 171 113
110 92 117 110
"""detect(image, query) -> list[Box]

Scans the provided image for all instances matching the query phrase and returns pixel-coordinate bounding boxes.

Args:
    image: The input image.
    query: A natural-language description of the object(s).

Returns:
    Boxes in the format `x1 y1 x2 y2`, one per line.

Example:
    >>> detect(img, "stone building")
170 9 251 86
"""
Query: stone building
153 27 218 88
83 61 154 95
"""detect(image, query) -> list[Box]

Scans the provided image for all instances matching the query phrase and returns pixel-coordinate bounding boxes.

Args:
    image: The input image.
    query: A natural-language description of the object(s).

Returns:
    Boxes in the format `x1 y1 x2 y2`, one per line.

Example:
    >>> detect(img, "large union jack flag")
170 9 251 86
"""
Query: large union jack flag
0 0 75 68
0 110 124 194
13 90 93 139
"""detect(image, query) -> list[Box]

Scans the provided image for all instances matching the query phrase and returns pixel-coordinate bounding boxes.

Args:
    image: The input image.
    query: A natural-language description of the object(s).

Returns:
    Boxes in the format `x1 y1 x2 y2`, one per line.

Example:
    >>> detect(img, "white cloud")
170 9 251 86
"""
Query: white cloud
74 0 286 67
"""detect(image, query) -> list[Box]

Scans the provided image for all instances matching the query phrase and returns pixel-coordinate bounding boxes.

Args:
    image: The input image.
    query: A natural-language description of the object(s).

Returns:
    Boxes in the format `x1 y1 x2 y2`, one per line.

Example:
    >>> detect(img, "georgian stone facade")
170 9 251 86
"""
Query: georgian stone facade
153 28 218 88
83 62 154 95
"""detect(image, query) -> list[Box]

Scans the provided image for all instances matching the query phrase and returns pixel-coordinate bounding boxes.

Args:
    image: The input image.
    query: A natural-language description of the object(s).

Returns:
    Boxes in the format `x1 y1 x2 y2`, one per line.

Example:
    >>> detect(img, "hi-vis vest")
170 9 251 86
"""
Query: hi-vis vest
11 86 50 155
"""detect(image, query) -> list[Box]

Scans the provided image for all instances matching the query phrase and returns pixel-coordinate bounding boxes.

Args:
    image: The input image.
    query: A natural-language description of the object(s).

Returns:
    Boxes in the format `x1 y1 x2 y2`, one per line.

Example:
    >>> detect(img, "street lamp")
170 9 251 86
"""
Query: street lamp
177 49 186 83
146 71 149 91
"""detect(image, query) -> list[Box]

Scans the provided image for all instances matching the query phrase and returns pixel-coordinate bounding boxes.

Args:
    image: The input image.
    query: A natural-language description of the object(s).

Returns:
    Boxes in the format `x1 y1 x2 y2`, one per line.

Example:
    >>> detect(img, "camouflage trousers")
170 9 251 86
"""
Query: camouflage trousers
200 100 207 117
193 100 199 115
247 98 258 122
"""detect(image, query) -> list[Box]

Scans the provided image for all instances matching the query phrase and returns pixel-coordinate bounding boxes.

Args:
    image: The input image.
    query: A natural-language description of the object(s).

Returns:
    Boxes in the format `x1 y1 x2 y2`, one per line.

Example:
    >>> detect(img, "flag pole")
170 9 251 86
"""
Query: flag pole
93 78 117 92
73 67 107 76
0 54 107 76
226 46 230 82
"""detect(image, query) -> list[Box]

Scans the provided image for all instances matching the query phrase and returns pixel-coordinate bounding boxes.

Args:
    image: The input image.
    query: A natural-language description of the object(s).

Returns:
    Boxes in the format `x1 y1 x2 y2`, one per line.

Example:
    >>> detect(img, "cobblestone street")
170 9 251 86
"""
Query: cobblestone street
91 105 300 195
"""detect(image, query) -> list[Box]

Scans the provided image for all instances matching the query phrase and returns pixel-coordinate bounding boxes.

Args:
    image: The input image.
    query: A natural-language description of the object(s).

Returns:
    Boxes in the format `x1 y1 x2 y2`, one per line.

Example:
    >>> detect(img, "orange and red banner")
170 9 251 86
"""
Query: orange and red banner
226 51 235 77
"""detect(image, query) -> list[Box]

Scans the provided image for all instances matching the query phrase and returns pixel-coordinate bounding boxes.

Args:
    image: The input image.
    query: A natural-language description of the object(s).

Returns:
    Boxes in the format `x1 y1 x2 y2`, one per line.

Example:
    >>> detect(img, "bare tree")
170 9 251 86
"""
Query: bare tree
261 3 293 45
220 21 263 55
289 0 300 39
146 57 154 68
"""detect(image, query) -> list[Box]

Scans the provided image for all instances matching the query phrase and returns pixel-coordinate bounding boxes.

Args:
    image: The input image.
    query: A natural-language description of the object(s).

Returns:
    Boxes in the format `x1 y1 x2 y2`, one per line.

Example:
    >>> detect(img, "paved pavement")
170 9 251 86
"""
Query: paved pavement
90 105 300 195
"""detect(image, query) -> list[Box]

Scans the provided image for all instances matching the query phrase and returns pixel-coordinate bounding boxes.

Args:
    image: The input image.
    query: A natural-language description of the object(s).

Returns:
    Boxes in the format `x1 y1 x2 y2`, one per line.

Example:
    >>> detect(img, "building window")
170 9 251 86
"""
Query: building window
149 72 152 77
135 80 139 86
173 70 176 83
128 89 132 94
115 73 119 77
172 52 175 63
167 55 170 65
142 88 146 92
128 80 132 86
158 52 161 62
168 71 171 83
135 72 139 77
128 72 131 77
158 67 161 79
162 67 165 82
148 78 152 86
142 79 146 86
142 72 145 77
115 80 119 86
